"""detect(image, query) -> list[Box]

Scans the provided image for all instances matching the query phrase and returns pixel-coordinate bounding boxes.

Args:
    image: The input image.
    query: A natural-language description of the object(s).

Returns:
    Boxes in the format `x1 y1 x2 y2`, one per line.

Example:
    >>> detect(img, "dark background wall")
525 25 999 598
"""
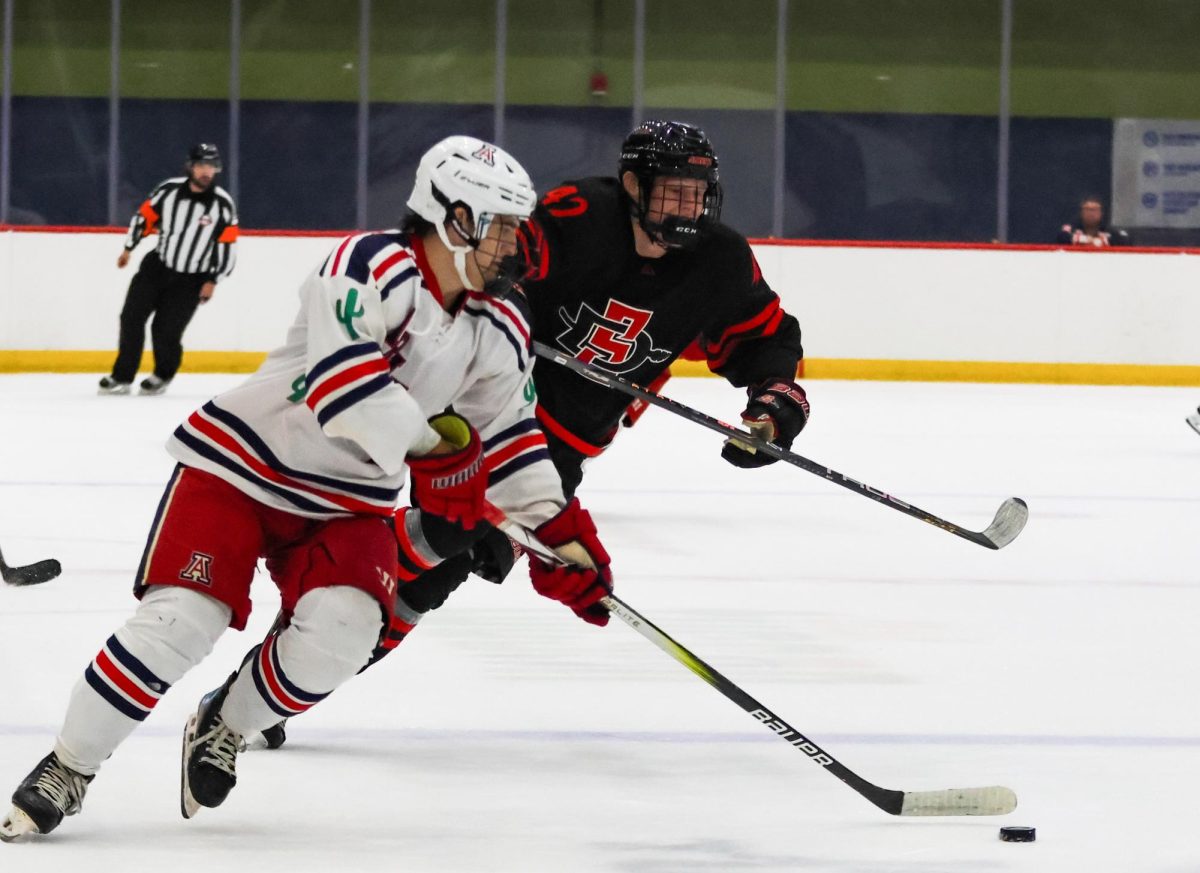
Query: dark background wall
6 0 1200 242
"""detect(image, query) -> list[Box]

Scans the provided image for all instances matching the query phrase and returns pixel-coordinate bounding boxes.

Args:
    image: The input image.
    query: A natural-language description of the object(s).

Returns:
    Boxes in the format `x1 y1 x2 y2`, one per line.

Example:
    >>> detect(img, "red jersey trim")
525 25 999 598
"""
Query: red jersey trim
409 235 444 305
535 405 607 458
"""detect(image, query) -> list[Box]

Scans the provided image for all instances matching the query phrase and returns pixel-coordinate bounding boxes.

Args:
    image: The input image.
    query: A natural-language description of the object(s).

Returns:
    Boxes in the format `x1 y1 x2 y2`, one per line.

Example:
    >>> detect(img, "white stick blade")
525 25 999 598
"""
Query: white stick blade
899 785 1018 816
981 498 1029 549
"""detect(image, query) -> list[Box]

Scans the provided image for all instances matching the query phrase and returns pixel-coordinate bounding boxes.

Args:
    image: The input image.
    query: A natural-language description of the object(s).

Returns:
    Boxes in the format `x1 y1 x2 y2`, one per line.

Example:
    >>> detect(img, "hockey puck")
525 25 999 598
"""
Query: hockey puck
999 826 1036 842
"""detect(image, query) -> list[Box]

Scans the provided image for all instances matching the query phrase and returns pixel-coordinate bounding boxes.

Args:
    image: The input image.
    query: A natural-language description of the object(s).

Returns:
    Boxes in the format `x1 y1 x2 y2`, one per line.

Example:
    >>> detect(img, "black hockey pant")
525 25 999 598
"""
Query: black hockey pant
110 252 207 383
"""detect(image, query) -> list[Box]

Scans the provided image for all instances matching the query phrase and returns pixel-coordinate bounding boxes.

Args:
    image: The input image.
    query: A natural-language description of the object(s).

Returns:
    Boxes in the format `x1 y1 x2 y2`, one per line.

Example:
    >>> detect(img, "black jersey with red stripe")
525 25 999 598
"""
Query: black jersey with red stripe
520 176 803 453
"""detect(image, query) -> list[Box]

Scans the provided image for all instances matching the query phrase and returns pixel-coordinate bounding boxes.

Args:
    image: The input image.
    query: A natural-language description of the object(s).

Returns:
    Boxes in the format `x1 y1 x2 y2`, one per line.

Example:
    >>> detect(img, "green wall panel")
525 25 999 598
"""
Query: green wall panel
1010 0 1200 119
240 0 359 101
787 0 1001 114
370 0 494 104
644 0 776 110
11 1 110 97
506 0 634 107
119 0 229 99
7 0 1200 116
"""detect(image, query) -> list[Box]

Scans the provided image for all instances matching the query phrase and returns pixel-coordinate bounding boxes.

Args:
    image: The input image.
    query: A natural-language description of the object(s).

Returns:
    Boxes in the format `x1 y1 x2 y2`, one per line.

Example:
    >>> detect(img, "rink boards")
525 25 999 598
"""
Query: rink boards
2 228 1199 385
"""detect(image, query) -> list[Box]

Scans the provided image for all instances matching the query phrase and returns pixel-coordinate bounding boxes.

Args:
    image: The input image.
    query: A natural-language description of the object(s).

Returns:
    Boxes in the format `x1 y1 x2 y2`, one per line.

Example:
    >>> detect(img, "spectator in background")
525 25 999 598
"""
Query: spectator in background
99 143 238 396
1057 196 1131 248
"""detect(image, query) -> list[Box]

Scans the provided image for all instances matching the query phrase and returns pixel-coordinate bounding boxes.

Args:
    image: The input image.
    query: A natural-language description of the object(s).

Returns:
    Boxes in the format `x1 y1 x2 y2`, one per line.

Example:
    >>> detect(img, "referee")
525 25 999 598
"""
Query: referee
99 143 238 396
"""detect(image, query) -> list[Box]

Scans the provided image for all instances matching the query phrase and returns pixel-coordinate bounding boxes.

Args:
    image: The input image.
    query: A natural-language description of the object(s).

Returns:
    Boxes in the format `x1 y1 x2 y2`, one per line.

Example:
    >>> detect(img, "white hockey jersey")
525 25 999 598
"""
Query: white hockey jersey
168 231 565 530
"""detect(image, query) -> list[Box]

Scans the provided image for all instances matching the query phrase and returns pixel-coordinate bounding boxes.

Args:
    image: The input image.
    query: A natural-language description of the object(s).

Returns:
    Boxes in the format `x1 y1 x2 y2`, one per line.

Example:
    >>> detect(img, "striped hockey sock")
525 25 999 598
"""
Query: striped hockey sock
54 586 231 775
219 586 382 736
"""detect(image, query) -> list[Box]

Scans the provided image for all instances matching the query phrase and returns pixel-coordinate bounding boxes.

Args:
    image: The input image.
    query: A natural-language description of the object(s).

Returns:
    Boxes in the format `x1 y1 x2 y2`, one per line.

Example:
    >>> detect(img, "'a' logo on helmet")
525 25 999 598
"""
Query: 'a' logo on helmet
472 144 497 166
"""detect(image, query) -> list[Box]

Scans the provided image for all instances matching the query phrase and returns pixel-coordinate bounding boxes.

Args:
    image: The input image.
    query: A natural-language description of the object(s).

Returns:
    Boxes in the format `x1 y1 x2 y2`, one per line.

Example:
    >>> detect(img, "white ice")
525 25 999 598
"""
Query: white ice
1 373 1198 872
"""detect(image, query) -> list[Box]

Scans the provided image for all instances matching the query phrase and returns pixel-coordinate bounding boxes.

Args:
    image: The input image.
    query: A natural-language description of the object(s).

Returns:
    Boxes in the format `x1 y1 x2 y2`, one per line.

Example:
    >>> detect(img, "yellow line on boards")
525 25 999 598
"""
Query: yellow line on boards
669 357 1200 386
3 351 1200 387
0 351 268 374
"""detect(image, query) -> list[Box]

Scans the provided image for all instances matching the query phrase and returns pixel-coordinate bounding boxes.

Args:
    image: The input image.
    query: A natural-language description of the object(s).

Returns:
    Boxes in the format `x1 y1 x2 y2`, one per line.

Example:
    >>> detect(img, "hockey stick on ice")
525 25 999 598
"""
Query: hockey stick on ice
532 341 1028 550
493 509 1018 817
0 546 62 587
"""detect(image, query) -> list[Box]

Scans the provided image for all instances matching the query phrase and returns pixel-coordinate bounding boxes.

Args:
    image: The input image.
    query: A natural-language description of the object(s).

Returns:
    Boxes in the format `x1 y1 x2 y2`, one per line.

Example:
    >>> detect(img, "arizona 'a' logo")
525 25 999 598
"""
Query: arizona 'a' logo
179 551 214 586
557 299 671 374
472 144 497 166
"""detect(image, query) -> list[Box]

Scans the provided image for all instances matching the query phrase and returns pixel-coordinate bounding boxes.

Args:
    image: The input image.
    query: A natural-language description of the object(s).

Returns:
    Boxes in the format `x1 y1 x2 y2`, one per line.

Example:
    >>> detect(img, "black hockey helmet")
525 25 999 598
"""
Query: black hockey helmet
618 120 722 249
187 143 222 170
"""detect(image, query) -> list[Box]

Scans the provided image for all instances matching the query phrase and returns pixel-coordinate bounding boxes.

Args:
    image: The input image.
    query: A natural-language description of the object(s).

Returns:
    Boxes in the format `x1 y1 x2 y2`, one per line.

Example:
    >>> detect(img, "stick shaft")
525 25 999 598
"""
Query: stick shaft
532 341 1015 549
494 513 901 812
599 592 905 813
498 513 1016 816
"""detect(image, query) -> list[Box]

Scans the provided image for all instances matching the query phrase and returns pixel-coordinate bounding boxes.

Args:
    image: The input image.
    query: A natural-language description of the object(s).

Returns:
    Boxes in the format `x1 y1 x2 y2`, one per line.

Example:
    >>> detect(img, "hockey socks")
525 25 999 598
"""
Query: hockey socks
55 586 230 775
219 586 382 736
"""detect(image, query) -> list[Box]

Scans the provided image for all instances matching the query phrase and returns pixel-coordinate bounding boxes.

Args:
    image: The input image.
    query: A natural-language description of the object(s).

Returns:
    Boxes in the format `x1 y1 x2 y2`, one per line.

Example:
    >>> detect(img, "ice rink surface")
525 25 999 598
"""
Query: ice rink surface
1 372 1198 872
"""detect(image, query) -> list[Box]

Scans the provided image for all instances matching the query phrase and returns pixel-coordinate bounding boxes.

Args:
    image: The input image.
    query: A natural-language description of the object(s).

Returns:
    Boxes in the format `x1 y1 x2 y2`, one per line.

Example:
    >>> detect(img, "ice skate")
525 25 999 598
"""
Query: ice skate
97 376 131 395
0 752 93 842
138 375 171 396
181 675 243 819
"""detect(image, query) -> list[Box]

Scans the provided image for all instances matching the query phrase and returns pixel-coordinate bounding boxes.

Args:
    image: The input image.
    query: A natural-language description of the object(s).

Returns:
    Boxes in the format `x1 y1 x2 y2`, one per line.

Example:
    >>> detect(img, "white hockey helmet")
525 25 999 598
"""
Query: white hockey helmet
406 136 537 291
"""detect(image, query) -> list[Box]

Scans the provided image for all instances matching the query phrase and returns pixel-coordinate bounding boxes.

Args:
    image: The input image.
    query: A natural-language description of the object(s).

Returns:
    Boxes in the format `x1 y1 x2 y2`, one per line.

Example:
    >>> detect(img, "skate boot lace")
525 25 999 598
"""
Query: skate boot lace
33 759 86 814
197 719 241 778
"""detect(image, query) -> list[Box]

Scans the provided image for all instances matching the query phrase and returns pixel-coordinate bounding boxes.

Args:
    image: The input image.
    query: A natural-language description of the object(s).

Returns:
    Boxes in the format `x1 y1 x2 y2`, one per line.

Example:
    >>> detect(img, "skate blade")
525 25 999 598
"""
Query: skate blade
180 713 201 820
0 806 40 842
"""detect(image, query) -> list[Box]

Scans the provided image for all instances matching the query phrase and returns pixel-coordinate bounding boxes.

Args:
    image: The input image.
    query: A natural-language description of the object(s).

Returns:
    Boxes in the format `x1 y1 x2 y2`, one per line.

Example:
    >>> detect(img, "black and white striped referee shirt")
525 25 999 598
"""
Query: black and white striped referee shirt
123 177 238 280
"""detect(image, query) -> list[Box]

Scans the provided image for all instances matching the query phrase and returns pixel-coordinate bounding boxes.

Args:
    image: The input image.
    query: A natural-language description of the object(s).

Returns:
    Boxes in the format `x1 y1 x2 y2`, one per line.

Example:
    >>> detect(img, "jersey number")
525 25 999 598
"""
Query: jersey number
542 185 588 218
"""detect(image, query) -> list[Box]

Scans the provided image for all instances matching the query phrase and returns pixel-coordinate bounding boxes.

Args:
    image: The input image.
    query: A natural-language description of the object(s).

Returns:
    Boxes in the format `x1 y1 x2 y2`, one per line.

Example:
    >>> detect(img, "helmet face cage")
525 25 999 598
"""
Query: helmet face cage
619 120 722 249
468 214 525 299
427 181 522 297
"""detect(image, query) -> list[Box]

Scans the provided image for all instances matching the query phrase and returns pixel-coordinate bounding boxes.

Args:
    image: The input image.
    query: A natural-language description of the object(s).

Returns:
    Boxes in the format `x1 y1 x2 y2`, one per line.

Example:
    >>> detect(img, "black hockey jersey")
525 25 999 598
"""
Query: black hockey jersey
521 176 803 455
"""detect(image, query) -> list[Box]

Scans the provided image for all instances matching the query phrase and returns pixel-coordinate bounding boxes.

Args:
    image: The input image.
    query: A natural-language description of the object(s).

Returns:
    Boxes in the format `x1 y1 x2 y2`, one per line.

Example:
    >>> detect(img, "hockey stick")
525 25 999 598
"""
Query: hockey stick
494 510 1018 817
532 341 1028 550
0 546 62 587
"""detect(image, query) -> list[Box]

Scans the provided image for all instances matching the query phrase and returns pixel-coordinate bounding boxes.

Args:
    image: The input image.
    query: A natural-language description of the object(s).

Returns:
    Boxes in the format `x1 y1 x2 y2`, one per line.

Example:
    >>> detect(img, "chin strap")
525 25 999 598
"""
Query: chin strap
433 220 481 291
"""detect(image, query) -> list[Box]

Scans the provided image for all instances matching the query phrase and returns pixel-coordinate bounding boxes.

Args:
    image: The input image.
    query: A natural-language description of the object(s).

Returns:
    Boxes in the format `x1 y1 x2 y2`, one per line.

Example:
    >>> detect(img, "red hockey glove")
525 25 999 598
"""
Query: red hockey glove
529 499 613 627
721 379 810 468
407 413 487 529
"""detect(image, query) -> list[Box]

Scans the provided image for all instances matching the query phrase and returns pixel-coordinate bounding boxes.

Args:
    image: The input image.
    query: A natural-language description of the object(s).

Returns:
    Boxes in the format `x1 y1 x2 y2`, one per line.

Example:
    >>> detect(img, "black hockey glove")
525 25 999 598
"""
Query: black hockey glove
721 379 810 468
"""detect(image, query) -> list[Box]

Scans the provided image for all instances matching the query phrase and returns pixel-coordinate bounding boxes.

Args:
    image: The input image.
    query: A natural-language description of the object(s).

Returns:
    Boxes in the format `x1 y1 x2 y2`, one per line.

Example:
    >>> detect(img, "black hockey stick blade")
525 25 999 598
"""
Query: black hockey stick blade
0 547 63 587
493 512 1018 817
533 341 1029 550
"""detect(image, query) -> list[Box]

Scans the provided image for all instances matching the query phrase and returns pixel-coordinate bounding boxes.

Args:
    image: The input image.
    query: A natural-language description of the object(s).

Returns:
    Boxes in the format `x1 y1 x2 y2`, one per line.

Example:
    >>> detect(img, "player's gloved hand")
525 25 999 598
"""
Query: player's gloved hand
529 498 613 626
721 379 810 468
407 413 487 529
